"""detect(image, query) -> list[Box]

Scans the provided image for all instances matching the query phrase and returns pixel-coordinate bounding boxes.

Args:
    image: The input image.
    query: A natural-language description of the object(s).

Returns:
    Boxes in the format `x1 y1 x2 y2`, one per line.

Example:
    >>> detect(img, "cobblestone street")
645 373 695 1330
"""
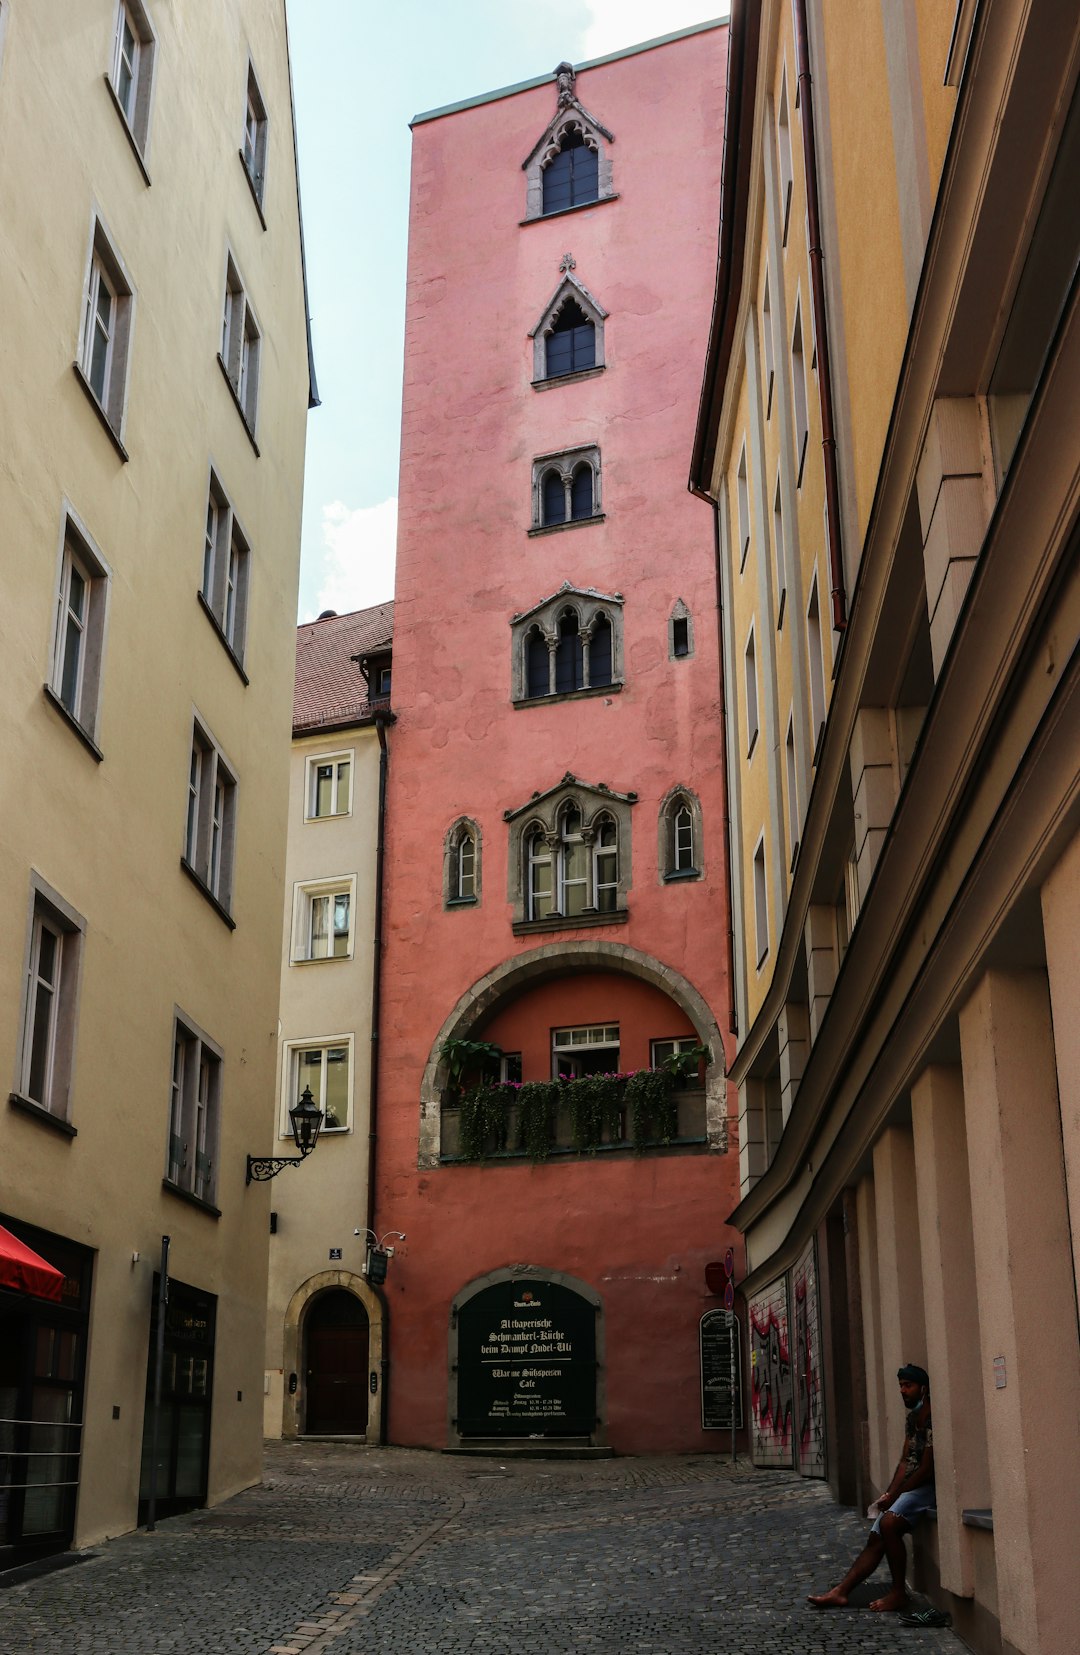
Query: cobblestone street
0 1441 965 1655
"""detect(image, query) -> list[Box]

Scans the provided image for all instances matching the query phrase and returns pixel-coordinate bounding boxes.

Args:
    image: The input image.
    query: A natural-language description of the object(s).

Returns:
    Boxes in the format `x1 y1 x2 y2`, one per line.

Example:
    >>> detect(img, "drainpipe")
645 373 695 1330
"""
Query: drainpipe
712 500 739 1041
368 710 391 1439
794 0 848 633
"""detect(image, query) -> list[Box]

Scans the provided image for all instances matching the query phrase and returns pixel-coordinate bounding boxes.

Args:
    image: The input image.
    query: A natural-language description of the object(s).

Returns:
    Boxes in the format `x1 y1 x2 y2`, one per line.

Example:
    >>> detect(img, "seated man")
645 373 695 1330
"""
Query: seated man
809 1363 935 1613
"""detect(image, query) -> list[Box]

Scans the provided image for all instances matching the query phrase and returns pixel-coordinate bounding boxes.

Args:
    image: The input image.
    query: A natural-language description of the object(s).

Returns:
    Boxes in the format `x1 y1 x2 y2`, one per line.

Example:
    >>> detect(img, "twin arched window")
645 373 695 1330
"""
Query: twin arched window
532 446 601 530
526 805 619 921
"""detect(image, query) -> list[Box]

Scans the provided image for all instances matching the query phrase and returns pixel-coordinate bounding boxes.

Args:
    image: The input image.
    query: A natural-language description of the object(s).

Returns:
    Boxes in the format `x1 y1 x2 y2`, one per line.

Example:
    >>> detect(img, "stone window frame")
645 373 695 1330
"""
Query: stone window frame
658 784 704 884
75 213 136 458
106 0 156 180
529 267 608 387
511 583 623 706
521 71 616 224
530 444 602 534
10 874 87 1134
668 598 694 661
444 817 481 909
504 774 636 937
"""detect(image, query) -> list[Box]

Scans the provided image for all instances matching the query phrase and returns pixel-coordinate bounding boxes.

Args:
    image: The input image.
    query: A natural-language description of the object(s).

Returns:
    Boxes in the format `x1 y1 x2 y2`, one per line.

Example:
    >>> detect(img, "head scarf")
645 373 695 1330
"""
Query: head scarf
897 1363 930 1389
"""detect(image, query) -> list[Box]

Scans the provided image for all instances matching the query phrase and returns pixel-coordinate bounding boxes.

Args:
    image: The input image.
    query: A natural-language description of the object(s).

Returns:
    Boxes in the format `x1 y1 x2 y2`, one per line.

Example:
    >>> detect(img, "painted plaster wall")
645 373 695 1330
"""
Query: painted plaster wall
0 0 309 1544
378 28 739 1453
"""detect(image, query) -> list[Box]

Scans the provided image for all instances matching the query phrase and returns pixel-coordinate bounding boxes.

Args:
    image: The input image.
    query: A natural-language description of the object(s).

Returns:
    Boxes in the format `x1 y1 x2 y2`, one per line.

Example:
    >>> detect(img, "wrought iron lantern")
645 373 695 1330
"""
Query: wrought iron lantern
246 1086 325 1183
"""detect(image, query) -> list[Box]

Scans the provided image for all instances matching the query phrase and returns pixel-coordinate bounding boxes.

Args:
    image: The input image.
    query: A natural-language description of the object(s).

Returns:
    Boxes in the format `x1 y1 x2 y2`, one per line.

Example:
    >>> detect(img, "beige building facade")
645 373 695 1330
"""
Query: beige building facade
263 606 392 1446
0 0 314 1563
692 3 1079 1652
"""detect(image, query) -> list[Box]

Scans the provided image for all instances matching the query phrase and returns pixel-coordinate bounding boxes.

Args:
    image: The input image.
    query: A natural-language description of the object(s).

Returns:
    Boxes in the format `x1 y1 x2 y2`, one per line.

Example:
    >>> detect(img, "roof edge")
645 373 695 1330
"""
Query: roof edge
411 17 729 127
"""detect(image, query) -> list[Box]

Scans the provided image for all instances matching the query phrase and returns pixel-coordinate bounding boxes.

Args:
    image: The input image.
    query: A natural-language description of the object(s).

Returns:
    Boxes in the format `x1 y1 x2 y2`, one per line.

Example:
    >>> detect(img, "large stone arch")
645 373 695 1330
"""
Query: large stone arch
448 1264 606 1450
418 939 728 1166
280 1270 385 1443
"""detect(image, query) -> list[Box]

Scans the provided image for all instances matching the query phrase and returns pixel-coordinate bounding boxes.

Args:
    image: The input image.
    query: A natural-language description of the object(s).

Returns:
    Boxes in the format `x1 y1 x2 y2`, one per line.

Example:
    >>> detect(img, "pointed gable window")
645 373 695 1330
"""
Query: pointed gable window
523 62 616 224
547 298 595 377
530 258 608 386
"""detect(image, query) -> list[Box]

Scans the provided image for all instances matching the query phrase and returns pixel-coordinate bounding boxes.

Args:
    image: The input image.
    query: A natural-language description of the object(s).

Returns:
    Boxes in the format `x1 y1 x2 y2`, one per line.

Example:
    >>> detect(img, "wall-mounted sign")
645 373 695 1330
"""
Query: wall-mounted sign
328 1248 342 1261
700 1308 743 1431
456 1279 597 1439
993 1355 1006 1389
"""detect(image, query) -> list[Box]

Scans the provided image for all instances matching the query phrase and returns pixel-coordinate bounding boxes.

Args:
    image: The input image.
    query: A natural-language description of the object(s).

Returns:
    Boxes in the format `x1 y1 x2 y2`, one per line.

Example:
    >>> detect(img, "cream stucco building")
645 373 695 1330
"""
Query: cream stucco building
0 0 315 1564
691 3 1079 1653
263 605 392 1446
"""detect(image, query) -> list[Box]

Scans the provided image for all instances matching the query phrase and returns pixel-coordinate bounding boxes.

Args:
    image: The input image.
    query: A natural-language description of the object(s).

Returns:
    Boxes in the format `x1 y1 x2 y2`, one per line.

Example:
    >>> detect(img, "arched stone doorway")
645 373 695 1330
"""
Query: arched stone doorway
449 1266 605 1449
281 1272 385 1442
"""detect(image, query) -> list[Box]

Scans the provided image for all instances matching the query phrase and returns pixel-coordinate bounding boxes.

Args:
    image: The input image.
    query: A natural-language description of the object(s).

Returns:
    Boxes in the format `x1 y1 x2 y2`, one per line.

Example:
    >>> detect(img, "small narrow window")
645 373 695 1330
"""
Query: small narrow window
807 576 827 753
78 221 133 438
753 837 769 966
526 628 551 699
558 806 589 916
50 516 110 744
737 446 751 570
17 884 85 1122
200 472 249 665
791 301 809 485
184 719 237 914
744 626 759 757
109 1 155 159
594 814 619 913
242 61 269 209
307 752 352 819
777 69 794 247
220 256 261 439
167 1017 222 1205
527 826 554 921
589 614 612 687
546 299 595 378
446 821 480 906
554 611 584 694
542 128 599 214
785 715 799 866
672 617 690 657
762 268 775 416
772 474 786 624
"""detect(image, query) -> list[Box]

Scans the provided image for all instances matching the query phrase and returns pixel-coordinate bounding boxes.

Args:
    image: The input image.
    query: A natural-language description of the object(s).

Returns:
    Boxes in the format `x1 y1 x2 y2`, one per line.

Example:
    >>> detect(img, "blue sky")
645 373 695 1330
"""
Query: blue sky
287 0 727 621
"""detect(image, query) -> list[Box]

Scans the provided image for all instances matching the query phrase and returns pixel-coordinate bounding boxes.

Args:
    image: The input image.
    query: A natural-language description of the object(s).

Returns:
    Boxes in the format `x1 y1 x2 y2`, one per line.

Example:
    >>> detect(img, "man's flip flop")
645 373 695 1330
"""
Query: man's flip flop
899 1608 952 1628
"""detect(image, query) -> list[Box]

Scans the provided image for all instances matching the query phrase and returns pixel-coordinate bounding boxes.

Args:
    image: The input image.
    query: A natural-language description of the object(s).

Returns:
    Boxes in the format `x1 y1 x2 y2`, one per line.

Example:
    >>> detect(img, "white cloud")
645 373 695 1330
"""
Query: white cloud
581 1 728 60
304 496 398 622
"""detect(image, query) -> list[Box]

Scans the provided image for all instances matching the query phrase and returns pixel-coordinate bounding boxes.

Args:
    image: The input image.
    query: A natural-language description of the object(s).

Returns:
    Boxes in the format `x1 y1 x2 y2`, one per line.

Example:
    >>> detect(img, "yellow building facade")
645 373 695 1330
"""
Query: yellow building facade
0 0 314 1562
263 606 392 1447
692 3 1080 1651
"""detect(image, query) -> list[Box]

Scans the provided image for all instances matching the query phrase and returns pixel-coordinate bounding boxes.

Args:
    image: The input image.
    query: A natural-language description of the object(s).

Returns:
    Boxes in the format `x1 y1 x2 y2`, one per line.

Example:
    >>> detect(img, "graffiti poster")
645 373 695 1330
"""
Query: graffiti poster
793 1238 825 1478
749 1277 793 1467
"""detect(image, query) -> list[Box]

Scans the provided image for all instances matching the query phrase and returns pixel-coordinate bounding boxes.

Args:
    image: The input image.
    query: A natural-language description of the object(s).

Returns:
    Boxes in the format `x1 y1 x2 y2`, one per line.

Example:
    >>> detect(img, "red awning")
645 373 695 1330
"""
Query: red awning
0 1224 65 1302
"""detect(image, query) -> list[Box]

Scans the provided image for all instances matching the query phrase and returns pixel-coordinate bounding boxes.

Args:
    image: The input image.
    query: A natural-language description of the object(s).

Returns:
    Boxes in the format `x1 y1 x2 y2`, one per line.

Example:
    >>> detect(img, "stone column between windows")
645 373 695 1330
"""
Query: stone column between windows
849 708 898 907
777 1001 809 1125
737 1077 768 1196
855 1174 892 1491
1040 831 1080 1303
580 626 592 689
915 397 991 677
871 1125 927 1467
545 632 558 696
911 1064 989 1599
804 905 838 1042
959 969 1080 1655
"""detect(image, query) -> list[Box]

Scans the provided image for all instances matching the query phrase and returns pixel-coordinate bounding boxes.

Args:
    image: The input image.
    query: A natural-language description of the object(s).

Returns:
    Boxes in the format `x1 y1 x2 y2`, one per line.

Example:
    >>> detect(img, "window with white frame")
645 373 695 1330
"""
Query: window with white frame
525 804 620 921
753 836 769 966
306 751 352 819
650 1036 703 1074
744 625 759 757
785 713 799 866
109 0 155 158
291 877 355 962
49 513 110 744
777 68 794 246
445 819 480 906
736 444 751 570
807 575 827 753
78 220 133 437
184 718 237 913
791 299 809 484
531 445 601 530
282 1038 351 1133
762 267 775 416
772 474 787 624
220 255 261 437
241 60 268 208
16 882 85 1122
551 1023 619 1079
166 1014 222 1205
660 788 701 882
201 471 250 664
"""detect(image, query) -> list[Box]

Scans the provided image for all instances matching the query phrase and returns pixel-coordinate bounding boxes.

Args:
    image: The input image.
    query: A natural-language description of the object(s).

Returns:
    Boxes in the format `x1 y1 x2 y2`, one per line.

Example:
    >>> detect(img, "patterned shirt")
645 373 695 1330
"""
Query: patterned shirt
904 1406 933 1481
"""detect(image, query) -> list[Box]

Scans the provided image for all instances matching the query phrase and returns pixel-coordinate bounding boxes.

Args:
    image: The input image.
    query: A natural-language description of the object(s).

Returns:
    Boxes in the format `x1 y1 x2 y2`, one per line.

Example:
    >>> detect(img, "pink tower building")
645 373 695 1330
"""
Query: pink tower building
376 23 740 1453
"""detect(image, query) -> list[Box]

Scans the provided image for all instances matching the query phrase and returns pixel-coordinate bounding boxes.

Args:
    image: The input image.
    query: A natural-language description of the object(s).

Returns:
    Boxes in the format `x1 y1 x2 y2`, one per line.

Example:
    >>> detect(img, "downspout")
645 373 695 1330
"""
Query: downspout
712 499 739 1041
794 0 847 632
368 710 391 1441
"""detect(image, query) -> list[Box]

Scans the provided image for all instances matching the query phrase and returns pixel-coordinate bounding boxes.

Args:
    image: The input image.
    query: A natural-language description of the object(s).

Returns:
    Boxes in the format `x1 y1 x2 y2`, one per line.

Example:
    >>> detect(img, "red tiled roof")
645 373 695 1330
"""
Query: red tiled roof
293 601 394 732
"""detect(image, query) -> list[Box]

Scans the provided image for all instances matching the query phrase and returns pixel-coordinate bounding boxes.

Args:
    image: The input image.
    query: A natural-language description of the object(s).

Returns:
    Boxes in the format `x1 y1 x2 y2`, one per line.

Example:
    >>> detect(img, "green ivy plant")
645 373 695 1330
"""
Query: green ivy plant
440 1037 503 1099
568 1072 625 1152
515 1081 559 1161
458 1083 508 1161
626 1068 678 1149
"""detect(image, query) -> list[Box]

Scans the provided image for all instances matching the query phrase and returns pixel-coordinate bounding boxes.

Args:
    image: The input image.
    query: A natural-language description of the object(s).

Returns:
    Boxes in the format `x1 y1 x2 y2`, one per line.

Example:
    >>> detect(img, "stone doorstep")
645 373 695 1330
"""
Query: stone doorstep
443 1439 615 1460
296 1434 367 1444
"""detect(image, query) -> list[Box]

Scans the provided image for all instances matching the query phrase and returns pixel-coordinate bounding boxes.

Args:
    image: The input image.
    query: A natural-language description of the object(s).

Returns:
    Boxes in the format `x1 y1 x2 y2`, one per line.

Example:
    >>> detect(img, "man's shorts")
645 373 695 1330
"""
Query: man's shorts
871 1486 936 1535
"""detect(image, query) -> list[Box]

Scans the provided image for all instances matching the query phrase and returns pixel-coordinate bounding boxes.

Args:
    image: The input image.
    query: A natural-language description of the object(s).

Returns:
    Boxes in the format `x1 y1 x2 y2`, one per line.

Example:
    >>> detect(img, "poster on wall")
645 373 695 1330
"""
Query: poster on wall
456 1279 597 1438
700 1308 743 1430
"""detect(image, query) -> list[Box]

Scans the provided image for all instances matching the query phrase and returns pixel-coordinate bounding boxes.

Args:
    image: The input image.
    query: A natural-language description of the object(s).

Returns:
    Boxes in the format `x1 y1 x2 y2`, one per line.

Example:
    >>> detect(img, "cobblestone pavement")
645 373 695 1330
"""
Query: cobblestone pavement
1 1442 964 1654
